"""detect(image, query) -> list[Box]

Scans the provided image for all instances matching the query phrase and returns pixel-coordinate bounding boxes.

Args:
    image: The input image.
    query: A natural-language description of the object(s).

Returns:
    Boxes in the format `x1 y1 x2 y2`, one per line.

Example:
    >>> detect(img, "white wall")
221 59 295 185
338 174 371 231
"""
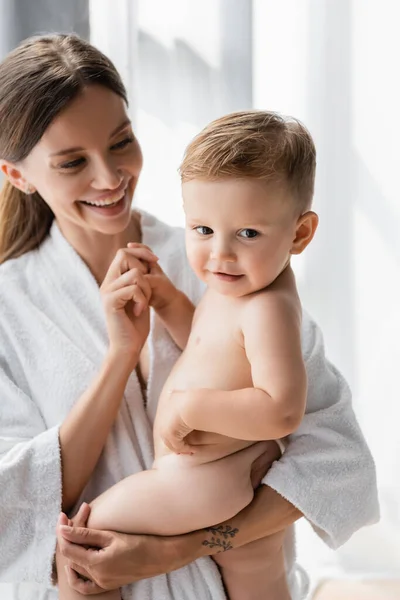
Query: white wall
133 0 253 227
253 0 400 586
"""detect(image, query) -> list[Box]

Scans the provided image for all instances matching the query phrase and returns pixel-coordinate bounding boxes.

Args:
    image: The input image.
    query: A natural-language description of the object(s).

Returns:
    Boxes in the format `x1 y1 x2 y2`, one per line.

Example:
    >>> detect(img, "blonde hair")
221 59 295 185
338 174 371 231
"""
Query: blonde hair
0 34 127 264
179 110 316 212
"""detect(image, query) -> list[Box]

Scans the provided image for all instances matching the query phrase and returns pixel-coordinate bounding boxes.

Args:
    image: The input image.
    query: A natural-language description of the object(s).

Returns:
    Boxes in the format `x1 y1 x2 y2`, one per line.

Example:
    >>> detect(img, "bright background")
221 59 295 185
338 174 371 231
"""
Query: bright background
0 0 399 597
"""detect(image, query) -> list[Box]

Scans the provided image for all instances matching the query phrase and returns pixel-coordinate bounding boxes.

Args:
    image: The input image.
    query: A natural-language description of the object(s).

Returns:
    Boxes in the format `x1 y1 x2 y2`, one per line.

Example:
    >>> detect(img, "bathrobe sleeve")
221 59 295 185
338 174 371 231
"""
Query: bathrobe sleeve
262 311 380 549
0 363 62 584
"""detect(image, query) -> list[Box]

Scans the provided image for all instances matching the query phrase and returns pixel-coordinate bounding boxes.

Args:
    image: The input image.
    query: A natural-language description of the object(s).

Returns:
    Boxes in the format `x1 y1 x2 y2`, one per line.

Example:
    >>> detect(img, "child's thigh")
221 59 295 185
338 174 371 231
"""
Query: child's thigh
86 443 265 535
86 442 271 536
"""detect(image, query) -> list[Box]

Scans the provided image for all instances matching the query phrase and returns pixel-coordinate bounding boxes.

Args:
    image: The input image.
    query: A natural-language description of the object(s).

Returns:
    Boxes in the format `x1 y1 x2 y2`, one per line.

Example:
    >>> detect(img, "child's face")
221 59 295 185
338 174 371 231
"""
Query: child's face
183 178 301 298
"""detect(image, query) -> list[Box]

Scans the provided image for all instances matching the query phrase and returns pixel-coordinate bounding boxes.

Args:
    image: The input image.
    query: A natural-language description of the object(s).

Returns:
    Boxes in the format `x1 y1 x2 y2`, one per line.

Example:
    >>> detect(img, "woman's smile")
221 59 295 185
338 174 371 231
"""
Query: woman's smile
78 179 132 217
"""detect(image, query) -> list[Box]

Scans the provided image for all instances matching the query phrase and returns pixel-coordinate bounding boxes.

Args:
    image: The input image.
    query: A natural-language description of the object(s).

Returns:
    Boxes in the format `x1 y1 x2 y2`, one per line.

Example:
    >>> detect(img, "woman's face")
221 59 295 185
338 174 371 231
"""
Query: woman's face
13 84 143 237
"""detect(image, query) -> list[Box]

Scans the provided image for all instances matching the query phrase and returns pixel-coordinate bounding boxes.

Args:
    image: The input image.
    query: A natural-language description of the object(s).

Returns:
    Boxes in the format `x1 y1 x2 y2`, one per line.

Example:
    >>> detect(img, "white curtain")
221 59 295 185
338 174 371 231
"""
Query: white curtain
90 0 253 227
0 0 89 55
252 0 400 588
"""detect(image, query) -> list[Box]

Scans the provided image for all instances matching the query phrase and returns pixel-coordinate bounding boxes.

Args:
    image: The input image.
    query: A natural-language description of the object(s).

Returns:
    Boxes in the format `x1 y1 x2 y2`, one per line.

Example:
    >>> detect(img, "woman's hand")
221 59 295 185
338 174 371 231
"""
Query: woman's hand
101 246 158 358
57 443 283 594
127 243 180 313
128 243 195 350
57 504 207 594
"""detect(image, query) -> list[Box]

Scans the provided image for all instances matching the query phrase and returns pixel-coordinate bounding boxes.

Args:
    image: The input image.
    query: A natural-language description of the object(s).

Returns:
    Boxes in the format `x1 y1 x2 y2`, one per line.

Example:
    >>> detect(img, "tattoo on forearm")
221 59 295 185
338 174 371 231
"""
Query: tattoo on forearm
202 525 239 552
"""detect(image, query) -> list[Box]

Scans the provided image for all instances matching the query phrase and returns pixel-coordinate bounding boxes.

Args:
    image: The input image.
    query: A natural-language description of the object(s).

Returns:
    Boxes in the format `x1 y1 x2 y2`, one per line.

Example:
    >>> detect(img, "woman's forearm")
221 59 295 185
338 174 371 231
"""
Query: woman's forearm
56 485 302 590
200 484 302 555
60 350 137 513
168 485 302 574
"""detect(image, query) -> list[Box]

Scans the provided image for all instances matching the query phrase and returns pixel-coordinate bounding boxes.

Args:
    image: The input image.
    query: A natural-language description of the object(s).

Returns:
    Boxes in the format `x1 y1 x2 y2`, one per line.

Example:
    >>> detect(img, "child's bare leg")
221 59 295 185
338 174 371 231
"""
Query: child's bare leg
214 532 291 600
88 442 270 535
55 441 270 599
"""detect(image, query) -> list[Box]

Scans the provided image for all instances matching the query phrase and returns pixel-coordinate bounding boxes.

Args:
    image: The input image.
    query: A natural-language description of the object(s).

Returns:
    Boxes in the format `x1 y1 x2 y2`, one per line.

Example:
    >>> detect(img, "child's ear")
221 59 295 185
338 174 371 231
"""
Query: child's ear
290 211 319 255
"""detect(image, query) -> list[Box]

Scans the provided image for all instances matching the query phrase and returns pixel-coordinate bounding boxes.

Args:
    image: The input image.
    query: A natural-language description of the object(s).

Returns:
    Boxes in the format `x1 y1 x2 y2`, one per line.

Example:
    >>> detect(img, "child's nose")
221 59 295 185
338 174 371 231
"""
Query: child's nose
210 242 236 263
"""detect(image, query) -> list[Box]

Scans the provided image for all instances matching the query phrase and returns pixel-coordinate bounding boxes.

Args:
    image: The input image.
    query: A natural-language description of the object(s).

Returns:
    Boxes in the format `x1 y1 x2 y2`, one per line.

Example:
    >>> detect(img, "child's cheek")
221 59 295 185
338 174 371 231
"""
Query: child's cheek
188 247 208 282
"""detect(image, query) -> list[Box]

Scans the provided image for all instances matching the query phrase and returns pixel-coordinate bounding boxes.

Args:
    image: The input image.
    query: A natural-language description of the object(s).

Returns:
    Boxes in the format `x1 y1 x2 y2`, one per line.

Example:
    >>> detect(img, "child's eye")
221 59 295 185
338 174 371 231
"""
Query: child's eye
111 136 134 151
195 226 213 235
238 229 259 239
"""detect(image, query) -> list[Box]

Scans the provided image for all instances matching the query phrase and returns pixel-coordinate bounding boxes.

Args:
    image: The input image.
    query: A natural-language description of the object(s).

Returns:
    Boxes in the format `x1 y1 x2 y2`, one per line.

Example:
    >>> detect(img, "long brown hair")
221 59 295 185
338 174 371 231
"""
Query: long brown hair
0 34 128 264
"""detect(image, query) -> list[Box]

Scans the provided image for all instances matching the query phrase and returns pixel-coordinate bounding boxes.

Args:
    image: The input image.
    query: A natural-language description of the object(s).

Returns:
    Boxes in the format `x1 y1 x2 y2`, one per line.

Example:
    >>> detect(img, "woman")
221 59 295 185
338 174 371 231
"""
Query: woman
0 34 378 599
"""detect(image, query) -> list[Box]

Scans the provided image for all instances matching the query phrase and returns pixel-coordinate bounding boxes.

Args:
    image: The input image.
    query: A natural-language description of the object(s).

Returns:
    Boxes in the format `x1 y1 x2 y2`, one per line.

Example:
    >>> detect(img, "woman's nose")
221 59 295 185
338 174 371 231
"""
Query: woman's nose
92 158 123 190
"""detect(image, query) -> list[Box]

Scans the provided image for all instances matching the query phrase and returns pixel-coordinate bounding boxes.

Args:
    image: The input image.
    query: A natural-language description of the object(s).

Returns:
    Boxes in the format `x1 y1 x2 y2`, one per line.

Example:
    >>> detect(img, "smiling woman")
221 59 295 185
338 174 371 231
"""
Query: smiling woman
14 85 143 242
0 35 141 265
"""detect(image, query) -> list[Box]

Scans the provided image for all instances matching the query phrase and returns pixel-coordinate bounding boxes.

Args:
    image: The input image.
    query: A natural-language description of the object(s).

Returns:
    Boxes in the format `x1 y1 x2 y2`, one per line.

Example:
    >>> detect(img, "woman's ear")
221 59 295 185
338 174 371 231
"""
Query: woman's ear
290 211 319 255
0 161 35 194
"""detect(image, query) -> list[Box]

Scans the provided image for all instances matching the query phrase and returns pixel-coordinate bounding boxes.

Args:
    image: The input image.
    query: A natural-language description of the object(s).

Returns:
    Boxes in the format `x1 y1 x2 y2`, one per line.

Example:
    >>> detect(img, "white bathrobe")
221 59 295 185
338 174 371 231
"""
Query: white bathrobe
0 210 379 600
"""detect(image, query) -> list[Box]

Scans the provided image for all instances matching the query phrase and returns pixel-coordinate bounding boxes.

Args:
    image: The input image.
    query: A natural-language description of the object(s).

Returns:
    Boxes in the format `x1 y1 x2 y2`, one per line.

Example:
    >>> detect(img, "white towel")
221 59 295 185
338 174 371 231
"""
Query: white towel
265 309 380 549
0 210 379 599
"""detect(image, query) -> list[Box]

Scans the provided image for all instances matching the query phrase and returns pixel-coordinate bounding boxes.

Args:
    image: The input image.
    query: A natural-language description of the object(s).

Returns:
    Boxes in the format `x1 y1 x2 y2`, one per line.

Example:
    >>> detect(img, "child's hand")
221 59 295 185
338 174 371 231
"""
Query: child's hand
126 243 194 350
145 262 181 313
127 243 180 314
159 390 196 455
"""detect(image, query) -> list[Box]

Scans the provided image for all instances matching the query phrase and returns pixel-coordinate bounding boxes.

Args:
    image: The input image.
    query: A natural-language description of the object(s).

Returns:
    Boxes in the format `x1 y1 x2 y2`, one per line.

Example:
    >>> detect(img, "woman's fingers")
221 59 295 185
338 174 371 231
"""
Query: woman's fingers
57 512 69 535
66 562 91 582
103 266 153 317
102 265 152 315
124 246 158 267
101 246 158 319
107 268 152 301
72 503 91 528
127 242 158 260
59 525 111 547
103 247 158 286
250 441 282 489
65 565 104 595
103 284 148 315
131 285 149 316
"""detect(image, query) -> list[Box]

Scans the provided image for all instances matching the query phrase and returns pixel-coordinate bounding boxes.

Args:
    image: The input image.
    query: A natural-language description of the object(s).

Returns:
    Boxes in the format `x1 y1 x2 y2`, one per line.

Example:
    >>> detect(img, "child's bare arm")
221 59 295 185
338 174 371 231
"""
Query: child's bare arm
124 242 194 350
145 261 195 350
178 289 307 442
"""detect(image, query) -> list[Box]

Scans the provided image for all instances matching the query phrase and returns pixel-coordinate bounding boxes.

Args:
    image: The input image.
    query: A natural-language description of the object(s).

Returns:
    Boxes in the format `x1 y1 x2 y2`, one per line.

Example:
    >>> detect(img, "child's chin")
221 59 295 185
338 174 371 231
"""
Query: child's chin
208 282 248 298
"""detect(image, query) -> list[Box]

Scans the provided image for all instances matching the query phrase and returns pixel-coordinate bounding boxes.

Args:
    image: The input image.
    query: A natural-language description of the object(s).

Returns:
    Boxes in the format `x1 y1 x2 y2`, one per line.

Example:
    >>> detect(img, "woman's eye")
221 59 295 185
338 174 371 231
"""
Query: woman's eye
238 229 259 239
111 136 134 151
57 136 134 170
195 226 213 235
59 157 85 170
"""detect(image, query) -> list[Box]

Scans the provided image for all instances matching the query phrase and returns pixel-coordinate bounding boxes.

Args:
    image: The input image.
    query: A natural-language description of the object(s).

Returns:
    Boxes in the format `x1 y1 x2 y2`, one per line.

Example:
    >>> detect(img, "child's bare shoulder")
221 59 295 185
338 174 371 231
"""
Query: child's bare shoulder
242 272 301 328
